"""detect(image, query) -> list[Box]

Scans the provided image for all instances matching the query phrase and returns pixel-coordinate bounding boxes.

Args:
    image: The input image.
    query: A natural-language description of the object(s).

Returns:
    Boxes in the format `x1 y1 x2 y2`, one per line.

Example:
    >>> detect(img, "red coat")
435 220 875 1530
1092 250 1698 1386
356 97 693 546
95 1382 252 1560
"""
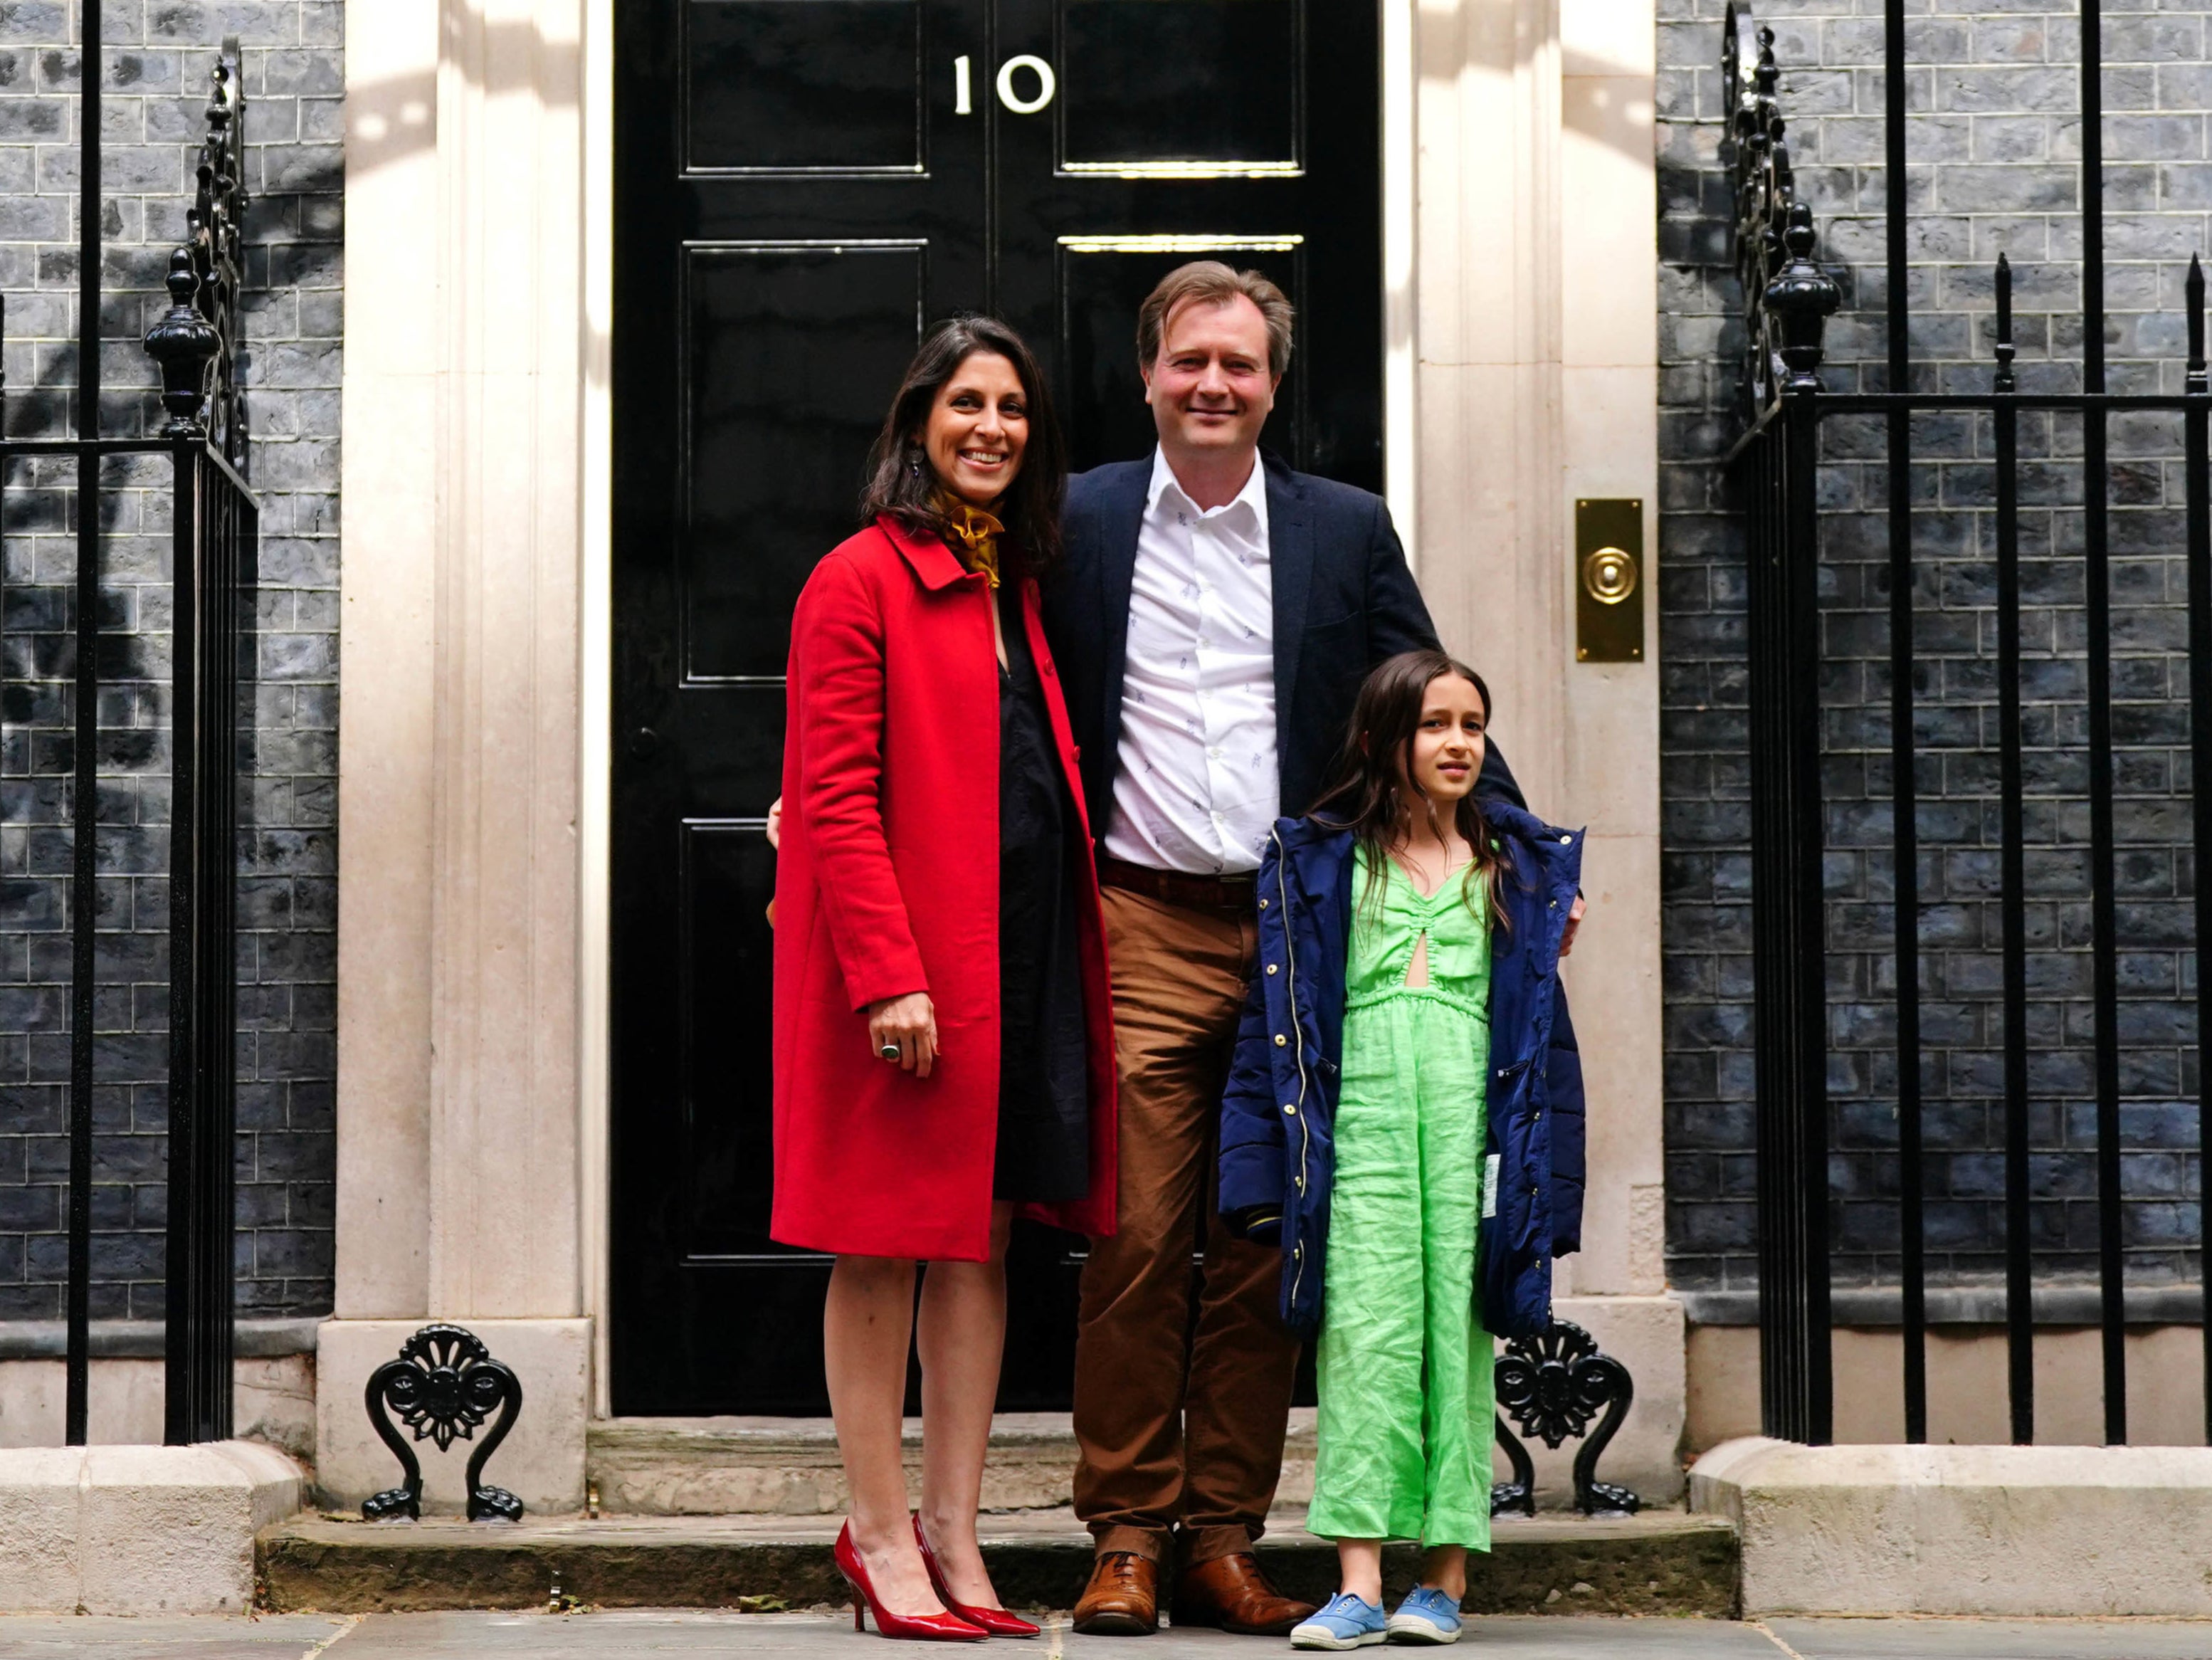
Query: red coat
771 516 1117 1260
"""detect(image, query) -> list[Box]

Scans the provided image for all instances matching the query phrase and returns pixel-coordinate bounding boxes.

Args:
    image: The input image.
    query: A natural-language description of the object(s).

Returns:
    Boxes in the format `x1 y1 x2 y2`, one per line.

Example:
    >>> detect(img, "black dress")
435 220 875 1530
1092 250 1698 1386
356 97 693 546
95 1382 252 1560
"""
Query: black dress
993 584 1091 1203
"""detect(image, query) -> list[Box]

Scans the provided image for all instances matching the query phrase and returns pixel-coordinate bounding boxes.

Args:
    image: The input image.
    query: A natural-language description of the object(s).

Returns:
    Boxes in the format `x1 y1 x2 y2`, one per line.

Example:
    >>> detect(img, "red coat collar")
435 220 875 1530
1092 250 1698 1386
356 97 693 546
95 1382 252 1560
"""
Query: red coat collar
875 514 981 592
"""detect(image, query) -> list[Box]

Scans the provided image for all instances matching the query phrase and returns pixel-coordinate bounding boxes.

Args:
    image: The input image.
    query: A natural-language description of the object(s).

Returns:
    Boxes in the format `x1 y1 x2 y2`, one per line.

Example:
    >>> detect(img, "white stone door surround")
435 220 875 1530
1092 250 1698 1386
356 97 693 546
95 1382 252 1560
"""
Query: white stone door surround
328 0 1675 1511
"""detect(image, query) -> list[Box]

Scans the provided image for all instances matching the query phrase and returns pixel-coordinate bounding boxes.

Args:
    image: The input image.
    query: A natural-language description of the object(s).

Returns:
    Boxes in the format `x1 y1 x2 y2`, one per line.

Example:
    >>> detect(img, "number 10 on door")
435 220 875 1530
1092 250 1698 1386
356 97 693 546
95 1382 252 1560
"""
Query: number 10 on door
954 54 1058 115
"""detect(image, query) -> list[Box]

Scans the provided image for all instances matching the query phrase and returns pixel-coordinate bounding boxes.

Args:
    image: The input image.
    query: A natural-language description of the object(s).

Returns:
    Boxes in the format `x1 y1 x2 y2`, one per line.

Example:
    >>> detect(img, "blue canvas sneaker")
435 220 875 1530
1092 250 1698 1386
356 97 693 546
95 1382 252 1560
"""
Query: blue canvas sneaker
1290 1592 1389 1650
1385 1586 1463 1645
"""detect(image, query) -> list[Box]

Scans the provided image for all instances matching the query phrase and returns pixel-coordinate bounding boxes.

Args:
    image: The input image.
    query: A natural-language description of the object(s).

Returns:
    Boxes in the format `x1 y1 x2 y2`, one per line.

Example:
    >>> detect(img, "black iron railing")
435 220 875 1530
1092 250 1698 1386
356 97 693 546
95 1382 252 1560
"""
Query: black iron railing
36 28 256 1446
1724 1 2212 1447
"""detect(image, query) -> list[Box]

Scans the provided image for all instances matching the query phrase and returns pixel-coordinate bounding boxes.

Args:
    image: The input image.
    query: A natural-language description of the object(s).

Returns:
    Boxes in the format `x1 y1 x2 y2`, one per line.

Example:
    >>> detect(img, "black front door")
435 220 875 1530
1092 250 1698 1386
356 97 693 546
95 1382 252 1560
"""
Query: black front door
611 0 1381 1414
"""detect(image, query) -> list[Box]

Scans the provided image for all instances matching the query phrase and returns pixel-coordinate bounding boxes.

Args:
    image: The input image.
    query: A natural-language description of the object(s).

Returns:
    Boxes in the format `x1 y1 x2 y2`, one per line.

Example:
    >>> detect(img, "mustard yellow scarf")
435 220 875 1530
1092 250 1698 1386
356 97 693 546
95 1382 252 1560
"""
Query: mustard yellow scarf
938 497 1006 589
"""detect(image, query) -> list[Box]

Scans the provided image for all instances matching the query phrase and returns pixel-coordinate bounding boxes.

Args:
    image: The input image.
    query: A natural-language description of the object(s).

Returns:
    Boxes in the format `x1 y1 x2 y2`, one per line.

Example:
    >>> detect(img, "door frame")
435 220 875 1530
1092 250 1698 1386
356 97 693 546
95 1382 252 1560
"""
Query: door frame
579 0 1424 1418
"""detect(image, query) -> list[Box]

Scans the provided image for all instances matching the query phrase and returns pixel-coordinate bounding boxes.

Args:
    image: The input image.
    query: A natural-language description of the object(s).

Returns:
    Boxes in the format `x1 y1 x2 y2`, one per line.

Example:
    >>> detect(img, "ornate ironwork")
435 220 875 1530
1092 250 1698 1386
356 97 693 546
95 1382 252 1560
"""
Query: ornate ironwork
1490 1319 1640 1518
1725 4 1840 415
141 38 248 466
363 1323 526 1522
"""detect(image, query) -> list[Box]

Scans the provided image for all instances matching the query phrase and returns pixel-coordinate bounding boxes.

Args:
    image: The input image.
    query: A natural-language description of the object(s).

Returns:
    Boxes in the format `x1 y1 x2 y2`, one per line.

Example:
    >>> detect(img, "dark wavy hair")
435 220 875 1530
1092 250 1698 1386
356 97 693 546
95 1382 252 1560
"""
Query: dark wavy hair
859 315 1066 578
1307 648 1510 928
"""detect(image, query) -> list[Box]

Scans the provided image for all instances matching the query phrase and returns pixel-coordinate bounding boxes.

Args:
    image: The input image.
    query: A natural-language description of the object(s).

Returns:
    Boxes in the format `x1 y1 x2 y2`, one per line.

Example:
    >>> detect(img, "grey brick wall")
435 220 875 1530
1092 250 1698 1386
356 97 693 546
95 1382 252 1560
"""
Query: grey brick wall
0 0 339 1322
1659 0 2206 1293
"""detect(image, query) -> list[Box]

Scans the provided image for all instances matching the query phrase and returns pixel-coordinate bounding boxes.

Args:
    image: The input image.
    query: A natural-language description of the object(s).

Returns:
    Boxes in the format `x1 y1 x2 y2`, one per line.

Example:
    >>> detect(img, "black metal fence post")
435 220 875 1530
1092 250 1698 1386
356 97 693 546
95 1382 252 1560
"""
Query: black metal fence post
2184 254 2212 1449
1993 256 2035 1446
1881 0 1929 1451
162 438 247 1446
64 0 104 1451
151 43 251 1448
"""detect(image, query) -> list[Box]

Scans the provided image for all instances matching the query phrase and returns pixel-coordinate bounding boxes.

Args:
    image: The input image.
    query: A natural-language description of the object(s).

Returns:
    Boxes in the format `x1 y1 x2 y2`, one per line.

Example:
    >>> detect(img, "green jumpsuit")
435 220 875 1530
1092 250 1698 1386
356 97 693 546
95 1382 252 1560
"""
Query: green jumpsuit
1305 847 1495 1551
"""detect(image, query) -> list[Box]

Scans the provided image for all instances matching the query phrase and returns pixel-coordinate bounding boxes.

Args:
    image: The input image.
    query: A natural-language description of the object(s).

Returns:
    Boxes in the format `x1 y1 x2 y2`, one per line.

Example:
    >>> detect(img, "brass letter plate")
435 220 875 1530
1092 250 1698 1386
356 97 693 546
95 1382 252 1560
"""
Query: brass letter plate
1576 498 1643 663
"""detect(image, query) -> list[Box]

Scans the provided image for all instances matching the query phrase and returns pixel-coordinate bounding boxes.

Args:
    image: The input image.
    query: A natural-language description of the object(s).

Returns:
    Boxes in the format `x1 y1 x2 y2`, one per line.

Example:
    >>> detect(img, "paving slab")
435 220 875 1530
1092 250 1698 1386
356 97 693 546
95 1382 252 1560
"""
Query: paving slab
7 1611 2212 1659
322 1612 1784 1657
1766 1617 2212 1659
0 1614 350 1657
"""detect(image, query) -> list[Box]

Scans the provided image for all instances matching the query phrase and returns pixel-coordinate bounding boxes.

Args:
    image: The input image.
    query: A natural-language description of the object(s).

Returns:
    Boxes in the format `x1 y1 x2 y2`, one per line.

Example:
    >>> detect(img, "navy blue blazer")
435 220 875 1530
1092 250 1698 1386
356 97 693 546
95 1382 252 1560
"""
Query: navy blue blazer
1042 451 1524 846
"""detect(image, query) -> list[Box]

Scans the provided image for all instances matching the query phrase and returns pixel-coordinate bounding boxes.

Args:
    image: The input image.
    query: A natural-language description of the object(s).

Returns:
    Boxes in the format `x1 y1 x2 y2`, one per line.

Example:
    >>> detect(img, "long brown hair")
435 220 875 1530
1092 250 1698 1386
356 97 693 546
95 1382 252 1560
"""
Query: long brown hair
1307 649 1510 928
859 315 1067 577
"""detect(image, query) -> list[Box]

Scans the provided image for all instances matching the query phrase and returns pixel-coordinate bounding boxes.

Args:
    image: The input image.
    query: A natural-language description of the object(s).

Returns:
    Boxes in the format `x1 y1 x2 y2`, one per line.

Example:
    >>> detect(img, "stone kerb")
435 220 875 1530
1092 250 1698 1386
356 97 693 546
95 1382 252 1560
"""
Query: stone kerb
0 1439 304 1614
1692 1435 2212 1616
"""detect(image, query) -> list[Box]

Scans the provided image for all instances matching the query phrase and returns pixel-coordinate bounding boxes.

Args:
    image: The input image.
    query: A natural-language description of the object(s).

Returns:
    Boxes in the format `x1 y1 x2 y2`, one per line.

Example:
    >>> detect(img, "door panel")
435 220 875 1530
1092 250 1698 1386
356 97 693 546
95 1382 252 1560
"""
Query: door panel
613 0 1379 1414
1058 1 1298 172
683 243 927 681
685 0 926 173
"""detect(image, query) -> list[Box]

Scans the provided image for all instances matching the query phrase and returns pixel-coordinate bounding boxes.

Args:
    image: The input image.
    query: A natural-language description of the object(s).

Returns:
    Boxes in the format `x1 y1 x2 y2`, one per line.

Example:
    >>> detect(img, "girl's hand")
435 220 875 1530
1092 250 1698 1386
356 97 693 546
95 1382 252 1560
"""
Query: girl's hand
766 797 783 851
868 992 939 1077
1560 893 1586 957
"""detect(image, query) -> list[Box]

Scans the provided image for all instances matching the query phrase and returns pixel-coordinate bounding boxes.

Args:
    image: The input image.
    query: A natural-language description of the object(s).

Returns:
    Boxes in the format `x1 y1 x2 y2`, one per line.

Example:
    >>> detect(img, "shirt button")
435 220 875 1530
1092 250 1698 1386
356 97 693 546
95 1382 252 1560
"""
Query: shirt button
1265 964 1278 975
1283 1103 1297 1115
1274 1034 1287 1046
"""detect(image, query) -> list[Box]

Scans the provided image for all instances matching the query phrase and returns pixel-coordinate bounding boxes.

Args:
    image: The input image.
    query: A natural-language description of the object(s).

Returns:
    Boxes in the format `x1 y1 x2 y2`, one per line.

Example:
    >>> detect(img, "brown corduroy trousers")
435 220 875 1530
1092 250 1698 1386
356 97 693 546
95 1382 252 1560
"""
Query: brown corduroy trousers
1072 886 1302 1568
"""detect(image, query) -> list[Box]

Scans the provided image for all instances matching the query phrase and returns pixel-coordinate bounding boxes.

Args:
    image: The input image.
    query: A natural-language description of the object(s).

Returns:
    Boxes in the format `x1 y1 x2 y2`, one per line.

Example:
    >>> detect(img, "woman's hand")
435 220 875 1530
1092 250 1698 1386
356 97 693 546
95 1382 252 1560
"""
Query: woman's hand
1560 893 1586 957
868 992 939 1078
766 797 782 850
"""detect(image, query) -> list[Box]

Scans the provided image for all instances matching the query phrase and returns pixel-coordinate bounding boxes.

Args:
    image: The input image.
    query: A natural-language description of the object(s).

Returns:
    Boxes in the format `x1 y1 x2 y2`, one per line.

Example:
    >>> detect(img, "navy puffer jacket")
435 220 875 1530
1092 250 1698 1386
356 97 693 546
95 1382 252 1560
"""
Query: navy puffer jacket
1217 802 1586 1340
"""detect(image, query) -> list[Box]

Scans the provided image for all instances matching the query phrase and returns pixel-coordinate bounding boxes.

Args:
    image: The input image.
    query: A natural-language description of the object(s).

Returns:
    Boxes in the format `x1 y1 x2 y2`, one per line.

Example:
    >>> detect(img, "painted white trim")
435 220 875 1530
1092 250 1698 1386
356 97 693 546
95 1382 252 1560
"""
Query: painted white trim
581 0 616 1421
1383 0 1418 573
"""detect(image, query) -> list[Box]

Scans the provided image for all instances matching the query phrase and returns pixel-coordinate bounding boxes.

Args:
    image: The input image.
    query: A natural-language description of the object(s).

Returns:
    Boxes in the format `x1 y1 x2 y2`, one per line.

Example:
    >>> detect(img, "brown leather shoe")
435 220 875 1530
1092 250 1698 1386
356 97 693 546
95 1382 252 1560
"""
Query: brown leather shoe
1073 1550 1159 1635
1170 1553 1317 1636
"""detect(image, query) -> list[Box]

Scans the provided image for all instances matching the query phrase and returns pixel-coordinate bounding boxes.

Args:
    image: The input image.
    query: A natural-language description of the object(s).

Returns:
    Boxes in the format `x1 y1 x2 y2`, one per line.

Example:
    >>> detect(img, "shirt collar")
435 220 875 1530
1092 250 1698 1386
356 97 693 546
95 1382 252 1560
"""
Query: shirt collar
1147 446 1268 537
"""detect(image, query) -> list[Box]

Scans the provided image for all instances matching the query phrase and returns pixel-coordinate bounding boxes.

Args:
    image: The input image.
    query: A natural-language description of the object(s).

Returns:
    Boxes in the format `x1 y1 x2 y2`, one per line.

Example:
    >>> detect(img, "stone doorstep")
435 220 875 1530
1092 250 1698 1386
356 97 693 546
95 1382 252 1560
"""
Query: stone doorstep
256 1507 1739 1617
1691 1436 2212 1619
587 1413 1321 1517
0 1440 305 1616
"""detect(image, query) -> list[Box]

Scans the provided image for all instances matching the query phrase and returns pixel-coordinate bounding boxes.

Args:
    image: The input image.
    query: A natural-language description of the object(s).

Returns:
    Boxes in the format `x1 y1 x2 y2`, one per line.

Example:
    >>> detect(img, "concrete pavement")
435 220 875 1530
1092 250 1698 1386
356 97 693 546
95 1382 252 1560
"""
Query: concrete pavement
6 1612 2212 1658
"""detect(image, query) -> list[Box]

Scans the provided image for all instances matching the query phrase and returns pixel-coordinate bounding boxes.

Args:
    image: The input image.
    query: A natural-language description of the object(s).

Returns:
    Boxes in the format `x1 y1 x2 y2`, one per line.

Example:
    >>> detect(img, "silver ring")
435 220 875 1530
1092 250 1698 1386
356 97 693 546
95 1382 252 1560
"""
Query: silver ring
880 1044 902 1061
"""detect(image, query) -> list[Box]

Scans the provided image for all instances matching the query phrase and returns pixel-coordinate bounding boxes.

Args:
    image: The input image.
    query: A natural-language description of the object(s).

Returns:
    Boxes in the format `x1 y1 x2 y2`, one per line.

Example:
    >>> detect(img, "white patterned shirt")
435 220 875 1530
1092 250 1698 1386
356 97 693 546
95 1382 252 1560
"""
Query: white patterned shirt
1103 448 1279 876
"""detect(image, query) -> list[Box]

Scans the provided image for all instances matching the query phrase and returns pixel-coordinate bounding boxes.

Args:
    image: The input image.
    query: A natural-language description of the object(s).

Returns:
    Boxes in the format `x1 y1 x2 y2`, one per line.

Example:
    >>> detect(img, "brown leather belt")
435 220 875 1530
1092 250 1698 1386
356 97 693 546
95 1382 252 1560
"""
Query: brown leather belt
1097 856 1257 913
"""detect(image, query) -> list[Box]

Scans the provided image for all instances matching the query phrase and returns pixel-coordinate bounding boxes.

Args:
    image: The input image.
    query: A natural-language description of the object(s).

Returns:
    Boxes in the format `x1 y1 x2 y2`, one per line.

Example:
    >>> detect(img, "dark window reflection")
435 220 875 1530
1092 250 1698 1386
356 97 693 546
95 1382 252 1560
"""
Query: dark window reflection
685 245 922 678
688 0 922 171
1061 1 1297 169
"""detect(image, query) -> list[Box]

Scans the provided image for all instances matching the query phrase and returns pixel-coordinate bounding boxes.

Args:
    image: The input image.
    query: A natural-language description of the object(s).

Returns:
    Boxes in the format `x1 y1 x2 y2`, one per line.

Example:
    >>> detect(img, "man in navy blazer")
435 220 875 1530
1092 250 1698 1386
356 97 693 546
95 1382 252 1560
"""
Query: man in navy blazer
1043 263 1544 1637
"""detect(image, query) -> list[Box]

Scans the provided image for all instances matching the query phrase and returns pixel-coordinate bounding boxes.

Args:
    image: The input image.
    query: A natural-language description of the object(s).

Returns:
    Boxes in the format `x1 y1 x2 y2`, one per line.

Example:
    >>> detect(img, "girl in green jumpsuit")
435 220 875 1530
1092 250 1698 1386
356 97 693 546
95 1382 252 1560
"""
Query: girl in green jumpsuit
1305 843 1495 1557
1290 658 1512 1650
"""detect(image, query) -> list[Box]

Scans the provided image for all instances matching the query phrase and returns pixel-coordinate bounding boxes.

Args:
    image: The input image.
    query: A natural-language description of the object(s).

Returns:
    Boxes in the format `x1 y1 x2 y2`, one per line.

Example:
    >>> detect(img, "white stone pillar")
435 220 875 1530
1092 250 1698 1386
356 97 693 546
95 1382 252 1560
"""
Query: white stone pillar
1412 0 1682 1501
323 0 591 1515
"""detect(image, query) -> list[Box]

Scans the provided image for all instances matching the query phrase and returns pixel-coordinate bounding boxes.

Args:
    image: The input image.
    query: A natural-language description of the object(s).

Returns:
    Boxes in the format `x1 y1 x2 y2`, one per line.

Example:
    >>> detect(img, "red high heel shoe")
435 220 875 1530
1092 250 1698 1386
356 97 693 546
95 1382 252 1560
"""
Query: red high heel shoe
836 1522 989 1641
914 1513 1041 1639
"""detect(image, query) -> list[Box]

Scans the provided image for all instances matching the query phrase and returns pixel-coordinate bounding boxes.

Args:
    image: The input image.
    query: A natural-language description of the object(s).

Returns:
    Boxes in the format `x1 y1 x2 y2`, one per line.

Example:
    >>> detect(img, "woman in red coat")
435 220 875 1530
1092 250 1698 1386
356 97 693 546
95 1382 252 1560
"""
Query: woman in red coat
773 317 1117 1639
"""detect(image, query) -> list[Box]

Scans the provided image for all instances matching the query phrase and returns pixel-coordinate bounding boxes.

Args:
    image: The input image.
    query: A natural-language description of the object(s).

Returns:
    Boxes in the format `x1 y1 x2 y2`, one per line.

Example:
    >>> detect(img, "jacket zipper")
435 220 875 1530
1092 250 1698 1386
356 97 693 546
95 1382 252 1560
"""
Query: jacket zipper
1275 826 1312 1311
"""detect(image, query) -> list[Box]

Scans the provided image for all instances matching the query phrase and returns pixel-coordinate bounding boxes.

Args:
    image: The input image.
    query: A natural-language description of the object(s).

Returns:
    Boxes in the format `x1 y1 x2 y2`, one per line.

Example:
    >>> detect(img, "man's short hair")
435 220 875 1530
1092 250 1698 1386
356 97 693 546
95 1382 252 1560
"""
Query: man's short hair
1135 261 1295 381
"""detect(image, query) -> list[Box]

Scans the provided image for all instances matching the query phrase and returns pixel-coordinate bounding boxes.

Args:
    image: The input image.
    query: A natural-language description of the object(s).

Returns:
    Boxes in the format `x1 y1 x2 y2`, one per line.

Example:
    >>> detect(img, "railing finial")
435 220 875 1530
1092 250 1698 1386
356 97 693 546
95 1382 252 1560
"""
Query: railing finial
141 39 246 466
1994 253 2017 394
144 251 219 435
1729 4 1840 411
2187 253 2206 396
1764 204 1842 391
